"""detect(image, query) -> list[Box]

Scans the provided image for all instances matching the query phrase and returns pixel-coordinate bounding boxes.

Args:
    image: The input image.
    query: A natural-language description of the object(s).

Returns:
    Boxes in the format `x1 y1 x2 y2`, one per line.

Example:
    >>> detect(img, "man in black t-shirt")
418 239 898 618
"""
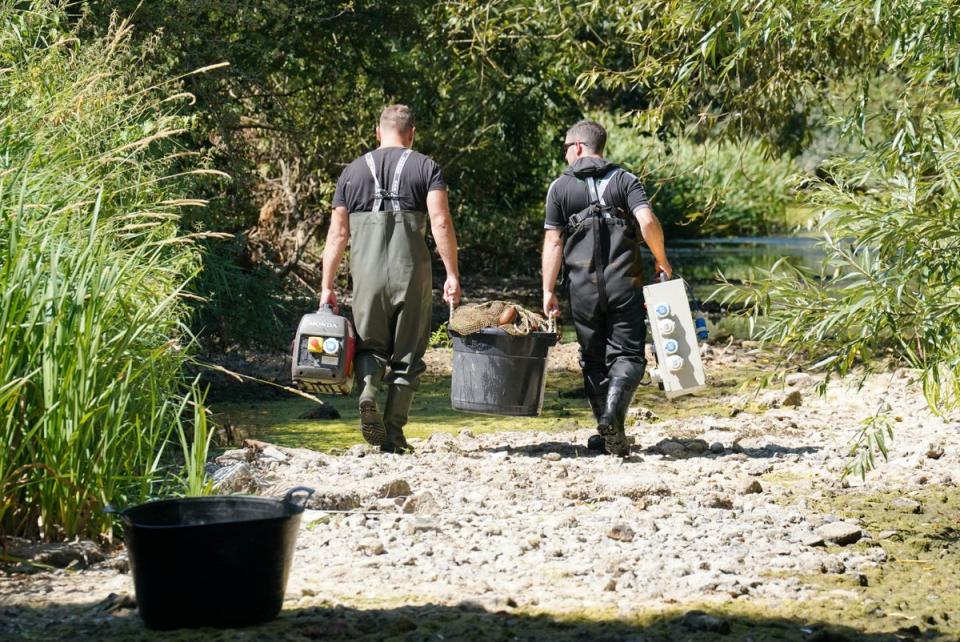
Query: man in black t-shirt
542 120 672 456
321 104 461 453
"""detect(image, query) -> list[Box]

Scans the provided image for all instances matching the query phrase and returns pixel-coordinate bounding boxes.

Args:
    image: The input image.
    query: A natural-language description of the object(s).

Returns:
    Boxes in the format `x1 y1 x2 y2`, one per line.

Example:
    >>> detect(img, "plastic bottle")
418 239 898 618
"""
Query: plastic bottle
694 309 709 343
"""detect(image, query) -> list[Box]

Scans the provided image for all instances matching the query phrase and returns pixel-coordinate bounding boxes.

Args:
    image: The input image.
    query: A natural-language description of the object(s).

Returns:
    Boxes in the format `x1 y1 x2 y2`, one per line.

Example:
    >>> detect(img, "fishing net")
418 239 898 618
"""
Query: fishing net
448 300 554 336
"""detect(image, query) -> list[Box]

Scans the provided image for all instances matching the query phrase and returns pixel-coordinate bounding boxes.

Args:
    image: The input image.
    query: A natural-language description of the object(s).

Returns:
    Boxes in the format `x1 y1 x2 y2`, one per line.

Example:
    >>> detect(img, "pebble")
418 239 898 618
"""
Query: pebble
821 556 846 574
543 452 562 461
358 537 386 556
890 497 922 514
782 390 803 407
607 522 636 542
679 611 731 634
926 441 945 459
741 480 763 495
402 491 440 516
816 522 863 546
658 440 686 457
402 518 439 535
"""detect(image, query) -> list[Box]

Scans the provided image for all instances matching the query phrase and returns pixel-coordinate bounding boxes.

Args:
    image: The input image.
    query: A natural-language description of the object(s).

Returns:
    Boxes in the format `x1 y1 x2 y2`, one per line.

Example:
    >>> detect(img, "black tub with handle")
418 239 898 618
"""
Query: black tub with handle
450 328 558 416
107 487 314 630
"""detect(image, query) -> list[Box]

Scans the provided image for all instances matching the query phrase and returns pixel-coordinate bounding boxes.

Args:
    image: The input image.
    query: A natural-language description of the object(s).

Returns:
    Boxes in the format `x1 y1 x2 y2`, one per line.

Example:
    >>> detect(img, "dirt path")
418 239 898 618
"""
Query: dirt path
2 344 958 641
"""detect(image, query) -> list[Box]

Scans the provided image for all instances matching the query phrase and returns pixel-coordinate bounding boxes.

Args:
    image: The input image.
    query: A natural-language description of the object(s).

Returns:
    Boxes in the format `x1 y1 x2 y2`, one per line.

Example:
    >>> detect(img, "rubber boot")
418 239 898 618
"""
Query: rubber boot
584 378 608 453
597 378 638 457
381 384 415 454
355 352 386 446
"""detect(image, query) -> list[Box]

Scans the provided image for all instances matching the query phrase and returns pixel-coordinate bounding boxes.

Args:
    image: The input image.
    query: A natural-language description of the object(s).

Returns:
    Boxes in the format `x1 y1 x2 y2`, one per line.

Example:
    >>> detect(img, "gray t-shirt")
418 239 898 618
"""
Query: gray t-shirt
332 147 445 213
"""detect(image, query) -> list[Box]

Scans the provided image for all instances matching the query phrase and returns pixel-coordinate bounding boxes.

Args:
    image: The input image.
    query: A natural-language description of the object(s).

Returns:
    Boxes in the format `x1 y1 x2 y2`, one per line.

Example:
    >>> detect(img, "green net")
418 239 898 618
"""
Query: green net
448 300 553 336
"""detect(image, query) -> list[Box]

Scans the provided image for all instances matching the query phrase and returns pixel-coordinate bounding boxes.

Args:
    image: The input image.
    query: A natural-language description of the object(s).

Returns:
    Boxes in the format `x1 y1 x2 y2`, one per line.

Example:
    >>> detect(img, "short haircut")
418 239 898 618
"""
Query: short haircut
379 104 415 133
565 120 606 154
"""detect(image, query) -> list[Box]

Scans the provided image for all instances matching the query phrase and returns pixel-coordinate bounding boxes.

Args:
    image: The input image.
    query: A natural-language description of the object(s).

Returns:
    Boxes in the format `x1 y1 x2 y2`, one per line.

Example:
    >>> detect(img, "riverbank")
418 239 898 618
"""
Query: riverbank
2 342 958 641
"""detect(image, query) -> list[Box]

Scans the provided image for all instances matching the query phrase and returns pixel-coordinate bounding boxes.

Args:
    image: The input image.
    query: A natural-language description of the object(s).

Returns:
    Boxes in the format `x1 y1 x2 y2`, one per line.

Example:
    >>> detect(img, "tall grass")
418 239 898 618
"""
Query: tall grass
0 3 212 540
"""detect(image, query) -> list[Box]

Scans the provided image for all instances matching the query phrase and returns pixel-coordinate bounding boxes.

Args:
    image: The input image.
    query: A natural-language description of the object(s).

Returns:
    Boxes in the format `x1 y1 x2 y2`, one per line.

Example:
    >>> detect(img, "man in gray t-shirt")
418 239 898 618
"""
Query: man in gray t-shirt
321 104 461 453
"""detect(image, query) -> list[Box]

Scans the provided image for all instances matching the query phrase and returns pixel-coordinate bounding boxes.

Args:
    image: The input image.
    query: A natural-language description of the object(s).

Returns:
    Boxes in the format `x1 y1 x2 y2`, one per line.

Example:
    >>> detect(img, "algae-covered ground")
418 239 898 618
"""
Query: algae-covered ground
209 355 763 453
3 343 958 642
783 487 959 635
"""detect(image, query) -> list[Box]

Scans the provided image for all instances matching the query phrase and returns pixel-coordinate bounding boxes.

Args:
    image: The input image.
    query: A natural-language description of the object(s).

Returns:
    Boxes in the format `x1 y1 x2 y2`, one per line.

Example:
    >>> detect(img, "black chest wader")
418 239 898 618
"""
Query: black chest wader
562 171 647 456
349 149 432 451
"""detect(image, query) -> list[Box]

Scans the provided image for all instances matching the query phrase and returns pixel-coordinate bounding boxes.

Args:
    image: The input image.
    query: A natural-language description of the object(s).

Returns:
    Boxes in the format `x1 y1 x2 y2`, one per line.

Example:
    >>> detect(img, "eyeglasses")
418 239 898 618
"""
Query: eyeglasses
562 141 583 153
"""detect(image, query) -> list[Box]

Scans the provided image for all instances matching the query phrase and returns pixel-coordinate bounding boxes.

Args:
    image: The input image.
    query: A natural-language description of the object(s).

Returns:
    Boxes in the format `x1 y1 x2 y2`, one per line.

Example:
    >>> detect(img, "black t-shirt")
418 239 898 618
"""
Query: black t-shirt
544 157 650 230
332 147 446 213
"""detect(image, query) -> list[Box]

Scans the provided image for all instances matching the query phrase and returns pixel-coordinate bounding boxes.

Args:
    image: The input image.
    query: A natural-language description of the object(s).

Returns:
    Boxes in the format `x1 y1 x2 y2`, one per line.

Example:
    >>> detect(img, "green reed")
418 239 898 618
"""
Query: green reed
0 3 216 539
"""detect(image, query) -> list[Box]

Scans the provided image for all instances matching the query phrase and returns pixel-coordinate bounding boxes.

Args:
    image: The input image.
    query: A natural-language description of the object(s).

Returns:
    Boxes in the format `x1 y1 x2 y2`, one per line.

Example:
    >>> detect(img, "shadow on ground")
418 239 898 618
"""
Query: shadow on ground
481 440 820 460
0 599 945 641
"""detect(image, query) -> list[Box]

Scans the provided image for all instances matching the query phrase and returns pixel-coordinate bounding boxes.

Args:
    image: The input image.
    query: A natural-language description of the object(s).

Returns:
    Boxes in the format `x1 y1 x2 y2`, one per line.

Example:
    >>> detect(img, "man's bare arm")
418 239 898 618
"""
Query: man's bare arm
541 229 563 316
426 189 462 305
320 206 350 307
634 205 672 278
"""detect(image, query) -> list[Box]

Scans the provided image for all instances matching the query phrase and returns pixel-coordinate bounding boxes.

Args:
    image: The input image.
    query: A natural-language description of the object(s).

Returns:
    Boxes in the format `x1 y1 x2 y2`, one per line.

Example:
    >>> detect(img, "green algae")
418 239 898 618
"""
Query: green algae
789 487 960 637
209 362 765 452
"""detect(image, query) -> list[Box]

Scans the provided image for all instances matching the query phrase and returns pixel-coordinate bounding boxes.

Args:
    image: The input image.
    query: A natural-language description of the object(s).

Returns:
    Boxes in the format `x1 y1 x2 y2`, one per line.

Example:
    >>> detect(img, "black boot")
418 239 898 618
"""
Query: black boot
381 385 415 454
584 376 608 452
597 378 639 457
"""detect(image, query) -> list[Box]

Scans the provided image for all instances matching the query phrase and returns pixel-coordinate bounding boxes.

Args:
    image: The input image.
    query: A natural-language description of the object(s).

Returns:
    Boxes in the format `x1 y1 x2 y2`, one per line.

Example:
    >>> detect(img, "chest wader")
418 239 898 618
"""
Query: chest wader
562 171 647 456
350 149 432 452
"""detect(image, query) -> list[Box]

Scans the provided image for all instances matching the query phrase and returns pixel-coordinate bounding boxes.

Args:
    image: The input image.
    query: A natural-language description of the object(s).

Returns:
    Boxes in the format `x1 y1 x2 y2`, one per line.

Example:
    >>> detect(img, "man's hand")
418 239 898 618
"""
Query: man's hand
654 256 673 280
443 274 461 306
543 290 560 318
319 288 338 312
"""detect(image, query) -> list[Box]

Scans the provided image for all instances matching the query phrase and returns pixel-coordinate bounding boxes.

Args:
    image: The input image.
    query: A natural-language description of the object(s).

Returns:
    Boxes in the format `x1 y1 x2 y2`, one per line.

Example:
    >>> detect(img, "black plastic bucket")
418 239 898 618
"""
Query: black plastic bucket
108 487 314 630
450 328 558 416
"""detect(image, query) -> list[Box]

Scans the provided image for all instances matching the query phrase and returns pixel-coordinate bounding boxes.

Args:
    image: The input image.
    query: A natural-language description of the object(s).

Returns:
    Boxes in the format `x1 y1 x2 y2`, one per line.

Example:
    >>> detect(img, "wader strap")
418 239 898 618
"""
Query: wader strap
363 149 414 214
389 149 413 212
364 153 383 213
585 168 620 218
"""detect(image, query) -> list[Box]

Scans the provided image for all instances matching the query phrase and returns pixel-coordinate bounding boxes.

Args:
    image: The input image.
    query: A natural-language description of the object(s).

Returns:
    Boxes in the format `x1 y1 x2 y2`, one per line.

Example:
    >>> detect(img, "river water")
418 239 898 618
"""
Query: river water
662 234 824 284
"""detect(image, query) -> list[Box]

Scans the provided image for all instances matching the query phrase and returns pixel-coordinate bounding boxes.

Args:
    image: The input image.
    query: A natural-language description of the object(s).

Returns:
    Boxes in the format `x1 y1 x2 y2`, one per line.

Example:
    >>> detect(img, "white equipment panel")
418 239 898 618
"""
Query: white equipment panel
643 279 706 399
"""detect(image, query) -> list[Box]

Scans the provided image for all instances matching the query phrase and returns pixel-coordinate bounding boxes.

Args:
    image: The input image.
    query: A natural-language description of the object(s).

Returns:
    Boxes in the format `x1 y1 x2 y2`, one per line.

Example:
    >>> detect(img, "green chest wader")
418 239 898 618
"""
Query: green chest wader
350 149 432 450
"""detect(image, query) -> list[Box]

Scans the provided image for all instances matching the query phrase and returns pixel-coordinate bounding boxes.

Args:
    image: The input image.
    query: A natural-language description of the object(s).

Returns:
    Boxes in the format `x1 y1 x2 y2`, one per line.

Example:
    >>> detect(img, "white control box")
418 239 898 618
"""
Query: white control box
643 279 706 399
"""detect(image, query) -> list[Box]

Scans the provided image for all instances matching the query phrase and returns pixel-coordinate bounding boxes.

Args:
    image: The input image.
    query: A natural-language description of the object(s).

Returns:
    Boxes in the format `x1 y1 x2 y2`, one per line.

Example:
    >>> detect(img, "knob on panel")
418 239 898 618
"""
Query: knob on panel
658 319 676 335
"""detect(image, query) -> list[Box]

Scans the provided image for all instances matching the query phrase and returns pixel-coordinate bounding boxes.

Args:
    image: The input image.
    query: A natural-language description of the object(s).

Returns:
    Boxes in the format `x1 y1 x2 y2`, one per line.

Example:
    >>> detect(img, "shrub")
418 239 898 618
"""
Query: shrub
602 119 800 237
0 3 206 540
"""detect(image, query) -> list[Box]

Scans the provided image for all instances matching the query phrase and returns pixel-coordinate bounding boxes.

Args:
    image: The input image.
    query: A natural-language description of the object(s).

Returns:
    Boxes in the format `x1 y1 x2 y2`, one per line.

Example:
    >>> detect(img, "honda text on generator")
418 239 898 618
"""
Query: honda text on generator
291 304 356 395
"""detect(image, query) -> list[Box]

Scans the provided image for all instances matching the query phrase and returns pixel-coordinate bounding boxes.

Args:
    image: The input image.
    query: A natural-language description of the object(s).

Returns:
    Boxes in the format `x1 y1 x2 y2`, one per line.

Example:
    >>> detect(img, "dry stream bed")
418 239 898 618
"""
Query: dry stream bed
2 341 958 641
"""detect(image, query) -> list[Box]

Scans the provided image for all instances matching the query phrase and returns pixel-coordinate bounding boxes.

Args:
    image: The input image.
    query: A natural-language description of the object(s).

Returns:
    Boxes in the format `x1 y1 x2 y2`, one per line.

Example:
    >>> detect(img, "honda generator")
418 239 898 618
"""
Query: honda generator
291 304 356 395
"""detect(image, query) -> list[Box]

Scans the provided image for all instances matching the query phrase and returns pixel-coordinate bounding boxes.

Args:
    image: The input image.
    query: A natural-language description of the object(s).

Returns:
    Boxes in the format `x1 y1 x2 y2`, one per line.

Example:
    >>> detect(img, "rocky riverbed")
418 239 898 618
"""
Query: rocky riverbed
2 343 959 641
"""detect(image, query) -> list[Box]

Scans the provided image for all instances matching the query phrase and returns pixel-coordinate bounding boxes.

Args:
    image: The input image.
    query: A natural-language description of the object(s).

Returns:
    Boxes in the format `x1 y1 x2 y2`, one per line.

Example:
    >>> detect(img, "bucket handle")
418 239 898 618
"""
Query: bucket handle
283 486 315 508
